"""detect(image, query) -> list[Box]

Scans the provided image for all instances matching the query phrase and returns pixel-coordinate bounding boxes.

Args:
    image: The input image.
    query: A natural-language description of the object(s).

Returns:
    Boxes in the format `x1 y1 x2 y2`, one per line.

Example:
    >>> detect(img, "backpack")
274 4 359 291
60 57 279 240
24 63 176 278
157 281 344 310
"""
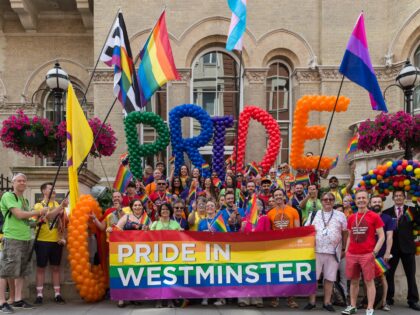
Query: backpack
0 192 28 233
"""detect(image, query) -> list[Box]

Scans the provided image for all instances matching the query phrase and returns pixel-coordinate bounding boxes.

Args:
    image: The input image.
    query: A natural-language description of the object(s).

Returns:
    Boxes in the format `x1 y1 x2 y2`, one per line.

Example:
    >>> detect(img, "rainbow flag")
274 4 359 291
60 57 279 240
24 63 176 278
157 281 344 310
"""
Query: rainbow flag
137 11 180 106
120 152 129 166
330 155 339 169
212 178 222 189
169 156 175 164
139 212 151 226
139 193 149 205
166 191 173 202
225 155 235 166
188 181 197 201
248 194 258 226
100 13 140 113
339 13 387 112
345 134 359 157
210 214 228 232
109 227 316 300
246 161 259 177
295 173 310 185
113 164 133 193
375 257 390 275
406 208 414 222
202 163 210 171
238 191 245 207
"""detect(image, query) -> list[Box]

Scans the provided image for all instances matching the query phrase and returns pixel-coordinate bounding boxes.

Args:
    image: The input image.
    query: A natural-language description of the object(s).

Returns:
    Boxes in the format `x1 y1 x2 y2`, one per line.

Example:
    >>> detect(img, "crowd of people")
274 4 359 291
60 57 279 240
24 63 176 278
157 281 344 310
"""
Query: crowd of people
0 158 419 314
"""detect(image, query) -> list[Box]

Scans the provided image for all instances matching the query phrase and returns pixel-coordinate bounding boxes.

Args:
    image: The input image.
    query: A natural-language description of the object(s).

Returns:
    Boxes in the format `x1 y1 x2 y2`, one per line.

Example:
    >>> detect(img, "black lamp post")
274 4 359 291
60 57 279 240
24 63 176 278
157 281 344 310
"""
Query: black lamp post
395 60 420 160
45 63 69 166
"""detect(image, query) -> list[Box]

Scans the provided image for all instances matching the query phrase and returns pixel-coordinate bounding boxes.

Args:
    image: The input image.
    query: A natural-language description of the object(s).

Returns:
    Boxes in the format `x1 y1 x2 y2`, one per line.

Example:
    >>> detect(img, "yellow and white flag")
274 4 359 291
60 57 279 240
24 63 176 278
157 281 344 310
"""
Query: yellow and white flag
66 83 93 213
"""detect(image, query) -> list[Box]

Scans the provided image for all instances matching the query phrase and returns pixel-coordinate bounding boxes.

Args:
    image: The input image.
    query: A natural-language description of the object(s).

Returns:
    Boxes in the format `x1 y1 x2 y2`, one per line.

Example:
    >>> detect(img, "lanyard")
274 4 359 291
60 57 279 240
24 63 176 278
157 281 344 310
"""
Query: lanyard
321 209 334 229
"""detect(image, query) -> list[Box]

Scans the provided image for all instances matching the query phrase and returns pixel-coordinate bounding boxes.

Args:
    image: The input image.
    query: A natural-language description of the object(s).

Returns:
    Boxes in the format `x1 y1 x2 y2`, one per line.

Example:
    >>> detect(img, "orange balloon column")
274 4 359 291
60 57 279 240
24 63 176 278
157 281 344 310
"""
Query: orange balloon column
67 195 106 302
290 95 350 170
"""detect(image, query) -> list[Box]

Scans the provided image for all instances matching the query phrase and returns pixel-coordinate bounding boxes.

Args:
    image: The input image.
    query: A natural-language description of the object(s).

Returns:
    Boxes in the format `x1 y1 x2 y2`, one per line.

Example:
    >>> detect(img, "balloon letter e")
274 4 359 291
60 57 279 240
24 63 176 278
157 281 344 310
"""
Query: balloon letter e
290 95 350 170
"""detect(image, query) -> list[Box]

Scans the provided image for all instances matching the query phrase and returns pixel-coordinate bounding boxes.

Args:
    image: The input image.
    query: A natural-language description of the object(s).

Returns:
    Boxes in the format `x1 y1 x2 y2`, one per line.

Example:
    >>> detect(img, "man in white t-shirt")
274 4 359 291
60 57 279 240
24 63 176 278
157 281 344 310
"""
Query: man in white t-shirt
305 192 348 312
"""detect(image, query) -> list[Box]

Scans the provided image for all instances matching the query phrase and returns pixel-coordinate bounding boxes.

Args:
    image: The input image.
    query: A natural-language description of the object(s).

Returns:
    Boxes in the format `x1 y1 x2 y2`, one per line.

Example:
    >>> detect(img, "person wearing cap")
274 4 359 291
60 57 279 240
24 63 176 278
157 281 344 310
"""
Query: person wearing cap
121 182 141 207
0 173 49 312
258 178 272 206
328 163 356 205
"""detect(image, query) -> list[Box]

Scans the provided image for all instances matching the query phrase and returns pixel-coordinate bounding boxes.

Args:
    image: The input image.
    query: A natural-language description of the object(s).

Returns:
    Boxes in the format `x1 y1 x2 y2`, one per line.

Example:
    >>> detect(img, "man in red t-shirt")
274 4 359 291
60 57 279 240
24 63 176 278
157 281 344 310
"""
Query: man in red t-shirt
342 190 385 315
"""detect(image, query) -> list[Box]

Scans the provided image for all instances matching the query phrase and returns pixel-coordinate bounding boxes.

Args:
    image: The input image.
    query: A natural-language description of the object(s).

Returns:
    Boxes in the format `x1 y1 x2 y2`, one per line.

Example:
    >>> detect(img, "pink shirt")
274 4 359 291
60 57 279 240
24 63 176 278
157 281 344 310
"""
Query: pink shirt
242 215 271 232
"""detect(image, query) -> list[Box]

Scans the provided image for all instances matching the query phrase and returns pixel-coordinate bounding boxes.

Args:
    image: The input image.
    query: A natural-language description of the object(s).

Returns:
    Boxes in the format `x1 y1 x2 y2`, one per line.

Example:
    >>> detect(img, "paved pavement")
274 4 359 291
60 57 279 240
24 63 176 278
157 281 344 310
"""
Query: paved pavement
10 299 418 314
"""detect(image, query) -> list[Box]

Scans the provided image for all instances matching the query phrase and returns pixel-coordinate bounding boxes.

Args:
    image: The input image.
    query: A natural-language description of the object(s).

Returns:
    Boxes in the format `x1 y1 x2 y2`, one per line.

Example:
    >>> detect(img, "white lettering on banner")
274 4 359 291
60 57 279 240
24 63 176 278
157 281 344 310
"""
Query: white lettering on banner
147 267 161 285
135 244 151 263
214 244 230 261
181 243 196 262
162 243 179 262
118 245 133 263
117 263 315 287
196 266 215 284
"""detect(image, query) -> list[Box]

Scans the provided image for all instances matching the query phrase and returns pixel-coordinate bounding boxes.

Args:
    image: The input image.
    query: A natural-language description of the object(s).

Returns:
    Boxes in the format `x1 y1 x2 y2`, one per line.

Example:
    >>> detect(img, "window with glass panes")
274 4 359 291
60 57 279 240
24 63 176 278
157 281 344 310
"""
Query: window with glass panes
266 61 292 164
413 46 420 112
192 51 240 160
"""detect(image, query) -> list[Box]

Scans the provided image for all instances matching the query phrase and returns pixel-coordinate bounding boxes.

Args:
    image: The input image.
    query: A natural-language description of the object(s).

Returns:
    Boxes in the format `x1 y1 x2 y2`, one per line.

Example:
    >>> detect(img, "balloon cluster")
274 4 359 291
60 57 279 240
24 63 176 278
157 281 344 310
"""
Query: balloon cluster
232 106 281 174
169 104 213 178
358 159 420 202
124 111 170 179
68 195 106 302
290 95 350 170
211 116 234 179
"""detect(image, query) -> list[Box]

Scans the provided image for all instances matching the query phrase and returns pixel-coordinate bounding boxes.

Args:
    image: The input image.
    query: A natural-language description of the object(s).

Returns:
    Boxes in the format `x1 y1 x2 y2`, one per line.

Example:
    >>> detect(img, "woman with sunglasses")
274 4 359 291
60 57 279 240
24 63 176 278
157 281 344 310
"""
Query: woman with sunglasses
172 199 189 230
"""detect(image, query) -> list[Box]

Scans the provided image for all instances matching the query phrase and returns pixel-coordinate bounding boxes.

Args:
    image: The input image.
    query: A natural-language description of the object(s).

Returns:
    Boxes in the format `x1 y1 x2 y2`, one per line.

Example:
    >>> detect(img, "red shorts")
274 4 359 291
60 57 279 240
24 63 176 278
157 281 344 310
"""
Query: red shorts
345 252 376 281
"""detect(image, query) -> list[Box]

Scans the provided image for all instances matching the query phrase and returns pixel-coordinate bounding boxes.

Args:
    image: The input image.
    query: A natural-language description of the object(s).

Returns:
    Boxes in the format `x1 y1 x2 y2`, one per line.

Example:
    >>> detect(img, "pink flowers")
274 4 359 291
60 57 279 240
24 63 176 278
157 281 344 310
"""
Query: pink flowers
358 111 420 153
56 117 116 157
1 110 117 158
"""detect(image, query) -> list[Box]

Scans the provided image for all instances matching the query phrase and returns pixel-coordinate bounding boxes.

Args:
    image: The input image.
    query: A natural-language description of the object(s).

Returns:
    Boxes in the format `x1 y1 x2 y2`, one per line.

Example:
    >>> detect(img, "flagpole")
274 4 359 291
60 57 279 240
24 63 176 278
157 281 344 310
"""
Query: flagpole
314 74 345 183
233 50 243 181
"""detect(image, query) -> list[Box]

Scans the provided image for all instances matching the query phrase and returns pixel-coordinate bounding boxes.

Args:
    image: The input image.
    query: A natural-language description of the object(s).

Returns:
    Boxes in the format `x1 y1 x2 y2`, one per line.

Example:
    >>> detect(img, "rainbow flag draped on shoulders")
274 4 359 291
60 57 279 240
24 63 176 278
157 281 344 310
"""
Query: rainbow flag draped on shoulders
137 10 180 106
339 12 387 112
100 12 140 113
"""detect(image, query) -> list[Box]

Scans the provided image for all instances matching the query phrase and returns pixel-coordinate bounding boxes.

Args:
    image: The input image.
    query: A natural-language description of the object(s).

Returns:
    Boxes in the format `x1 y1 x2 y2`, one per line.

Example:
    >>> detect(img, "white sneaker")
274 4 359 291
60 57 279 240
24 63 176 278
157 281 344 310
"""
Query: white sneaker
201 298 208 306
366 309 374 315
214 299 226 306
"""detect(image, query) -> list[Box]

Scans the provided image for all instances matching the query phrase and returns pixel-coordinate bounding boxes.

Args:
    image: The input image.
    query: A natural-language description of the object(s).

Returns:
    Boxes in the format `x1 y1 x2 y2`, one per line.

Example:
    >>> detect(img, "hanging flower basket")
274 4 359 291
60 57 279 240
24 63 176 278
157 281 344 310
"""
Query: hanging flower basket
358 111 420 153
0 110 57 157
1 110 117 159
56 117 117 158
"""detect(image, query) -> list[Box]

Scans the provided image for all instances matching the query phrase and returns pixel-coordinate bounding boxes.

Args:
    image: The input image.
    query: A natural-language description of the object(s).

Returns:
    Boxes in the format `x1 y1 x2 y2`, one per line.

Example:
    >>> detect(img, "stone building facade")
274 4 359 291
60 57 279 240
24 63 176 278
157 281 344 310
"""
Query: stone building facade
0 0 419 299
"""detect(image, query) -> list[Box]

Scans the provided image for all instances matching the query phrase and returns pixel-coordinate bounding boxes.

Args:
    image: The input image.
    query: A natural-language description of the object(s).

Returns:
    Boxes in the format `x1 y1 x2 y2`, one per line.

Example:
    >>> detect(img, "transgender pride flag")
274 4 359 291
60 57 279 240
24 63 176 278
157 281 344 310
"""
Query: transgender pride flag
226 0 247 51
339 13 387 112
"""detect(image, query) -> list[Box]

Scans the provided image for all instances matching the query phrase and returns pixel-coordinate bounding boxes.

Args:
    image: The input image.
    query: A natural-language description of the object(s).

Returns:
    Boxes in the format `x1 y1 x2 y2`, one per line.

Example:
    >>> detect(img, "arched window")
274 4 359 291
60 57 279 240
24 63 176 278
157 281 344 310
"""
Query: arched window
413 46 420 112
191 50 241 158
266 60 292 164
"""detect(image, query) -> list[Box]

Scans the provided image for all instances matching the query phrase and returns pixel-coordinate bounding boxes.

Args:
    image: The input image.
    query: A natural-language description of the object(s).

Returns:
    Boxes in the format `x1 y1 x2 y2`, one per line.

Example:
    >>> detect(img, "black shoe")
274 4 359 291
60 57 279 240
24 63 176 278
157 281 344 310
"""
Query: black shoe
0 303 14 314
33 296 43 305
408 302 420 311
12 300 34 309
386 298 394 306
304 303 316 310
323 304 336 312
54 295 66 304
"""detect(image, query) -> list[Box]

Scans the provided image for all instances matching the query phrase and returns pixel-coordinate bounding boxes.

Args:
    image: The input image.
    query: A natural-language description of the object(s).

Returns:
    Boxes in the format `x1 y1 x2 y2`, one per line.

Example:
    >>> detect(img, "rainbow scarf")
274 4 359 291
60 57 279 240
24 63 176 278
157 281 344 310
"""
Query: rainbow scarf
406 208 414 222
139 212 151 226
346 134 359 157
210 214 228 232
375 257 390 275
113 164 133 193
137 11 180 106
248 194 258 226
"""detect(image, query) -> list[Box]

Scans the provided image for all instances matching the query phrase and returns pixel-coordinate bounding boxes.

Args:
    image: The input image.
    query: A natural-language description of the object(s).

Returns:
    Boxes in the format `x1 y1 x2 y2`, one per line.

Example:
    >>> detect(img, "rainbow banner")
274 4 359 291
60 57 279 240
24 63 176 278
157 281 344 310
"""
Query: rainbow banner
109 227 316 300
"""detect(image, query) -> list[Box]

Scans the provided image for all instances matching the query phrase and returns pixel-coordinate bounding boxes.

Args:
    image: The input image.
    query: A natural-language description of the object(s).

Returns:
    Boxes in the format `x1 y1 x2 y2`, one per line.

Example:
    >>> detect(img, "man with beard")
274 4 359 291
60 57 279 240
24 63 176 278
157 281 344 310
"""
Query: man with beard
258 178 272 206
289 183 306 224
219 192 245 232
383 190 420 311
299 184 321 224
368 196 395 311
342 190 384 315
328 164 356 206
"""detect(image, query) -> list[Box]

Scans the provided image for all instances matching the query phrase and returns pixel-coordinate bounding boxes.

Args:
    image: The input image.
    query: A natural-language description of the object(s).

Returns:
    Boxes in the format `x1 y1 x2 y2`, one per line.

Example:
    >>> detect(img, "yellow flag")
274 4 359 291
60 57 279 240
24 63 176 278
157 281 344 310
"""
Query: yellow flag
66 83 93 213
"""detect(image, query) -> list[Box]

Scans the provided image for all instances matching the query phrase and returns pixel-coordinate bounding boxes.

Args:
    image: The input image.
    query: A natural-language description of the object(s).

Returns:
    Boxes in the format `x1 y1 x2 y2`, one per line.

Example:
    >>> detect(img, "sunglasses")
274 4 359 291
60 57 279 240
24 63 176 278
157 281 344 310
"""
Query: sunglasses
174 206 183 209
322 198 334 202
157 183 166 185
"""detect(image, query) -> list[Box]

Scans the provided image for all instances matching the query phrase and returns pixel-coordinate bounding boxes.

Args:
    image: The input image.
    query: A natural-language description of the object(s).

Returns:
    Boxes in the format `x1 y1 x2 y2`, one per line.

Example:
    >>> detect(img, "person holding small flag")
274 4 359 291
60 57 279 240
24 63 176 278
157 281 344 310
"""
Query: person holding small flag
328 164 356 206
219 192 245 232
299 184 322 224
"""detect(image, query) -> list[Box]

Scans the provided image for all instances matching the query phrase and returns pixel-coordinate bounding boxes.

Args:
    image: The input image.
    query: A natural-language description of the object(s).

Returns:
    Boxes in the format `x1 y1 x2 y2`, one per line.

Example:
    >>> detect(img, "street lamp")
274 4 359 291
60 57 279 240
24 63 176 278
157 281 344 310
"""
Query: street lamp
384 60 420 160
45 63 69 165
